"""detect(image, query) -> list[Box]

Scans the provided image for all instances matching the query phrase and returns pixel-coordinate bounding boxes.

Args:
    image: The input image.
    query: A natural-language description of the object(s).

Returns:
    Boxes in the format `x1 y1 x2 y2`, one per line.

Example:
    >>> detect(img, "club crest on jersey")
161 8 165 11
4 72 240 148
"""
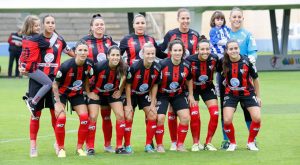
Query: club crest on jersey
72 80 83 90
56 71 62 78
198 75 208 83
181 72 186 78
44 53 54 63
209 65 213 70
97 53 106 62
139 83 149 92
55 43 60 49
230 78 240 87
169 82 179 90
240 69 244 74
189 40 194 45
151 75 156 79
104 83 114 90
135 74 142 79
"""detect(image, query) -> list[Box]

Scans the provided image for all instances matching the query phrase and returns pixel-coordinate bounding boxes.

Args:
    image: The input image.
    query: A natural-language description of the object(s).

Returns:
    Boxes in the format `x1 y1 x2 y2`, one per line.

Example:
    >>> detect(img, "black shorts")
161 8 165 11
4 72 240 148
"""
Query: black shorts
157 93 189 115
86 98 101 105
223 92 259 109
60 94 86 109
28 76 54 111
99 94 124 106
124 93 151 110
194 86 217 102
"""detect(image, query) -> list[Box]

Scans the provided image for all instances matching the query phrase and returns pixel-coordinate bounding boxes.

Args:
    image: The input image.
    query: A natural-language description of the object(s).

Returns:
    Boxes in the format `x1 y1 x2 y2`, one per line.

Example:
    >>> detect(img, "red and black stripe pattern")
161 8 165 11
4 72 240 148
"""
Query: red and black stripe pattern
158 58 191 97
126 60 161 95
224 56 258 96
159 28 200 57
55 58 93 97
81 35 117 63
19 34 50 72
38 35 67 76
92 60 121 96
186 54 219 90
120 34 164 66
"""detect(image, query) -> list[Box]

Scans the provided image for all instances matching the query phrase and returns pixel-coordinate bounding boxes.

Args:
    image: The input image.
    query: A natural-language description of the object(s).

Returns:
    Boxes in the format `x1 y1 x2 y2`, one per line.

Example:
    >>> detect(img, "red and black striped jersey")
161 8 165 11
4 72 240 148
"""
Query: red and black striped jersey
126 59 161 95
159 28 200 57
224 56 258 96
92 60 121 96
38 34 69 76
186 54 220 90
55 58 94 97
81 34 117 63
158 58 192 97
19 34 50 72
120 34 165 66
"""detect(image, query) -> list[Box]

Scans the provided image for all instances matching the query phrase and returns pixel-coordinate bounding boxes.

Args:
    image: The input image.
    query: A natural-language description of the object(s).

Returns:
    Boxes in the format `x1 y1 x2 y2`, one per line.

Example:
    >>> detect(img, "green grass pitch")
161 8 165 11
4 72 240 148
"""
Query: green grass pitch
0 56 300 164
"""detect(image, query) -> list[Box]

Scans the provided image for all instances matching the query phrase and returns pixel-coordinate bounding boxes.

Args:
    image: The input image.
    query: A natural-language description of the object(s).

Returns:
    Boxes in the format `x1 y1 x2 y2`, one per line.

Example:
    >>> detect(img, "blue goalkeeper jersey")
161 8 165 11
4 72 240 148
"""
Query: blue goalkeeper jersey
230 28 257 58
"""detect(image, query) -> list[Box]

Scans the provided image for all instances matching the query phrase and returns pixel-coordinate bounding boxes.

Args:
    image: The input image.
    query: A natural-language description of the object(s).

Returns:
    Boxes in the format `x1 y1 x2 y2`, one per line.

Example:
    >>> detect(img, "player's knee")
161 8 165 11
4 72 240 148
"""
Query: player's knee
157 115 165 126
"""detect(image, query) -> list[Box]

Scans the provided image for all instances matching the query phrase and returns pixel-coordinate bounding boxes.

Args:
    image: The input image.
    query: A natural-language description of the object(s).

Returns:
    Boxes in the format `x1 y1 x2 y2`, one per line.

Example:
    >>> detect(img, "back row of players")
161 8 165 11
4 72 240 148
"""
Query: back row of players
19 7 261 158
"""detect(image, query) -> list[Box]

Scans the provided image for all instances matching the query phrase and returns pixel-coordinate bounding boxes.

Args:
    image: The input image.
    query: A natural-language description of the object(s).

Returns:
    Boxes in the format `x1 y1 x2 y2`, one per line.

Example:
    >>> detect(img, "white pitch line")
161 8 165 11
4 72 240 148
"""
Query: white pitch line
0 130 77 143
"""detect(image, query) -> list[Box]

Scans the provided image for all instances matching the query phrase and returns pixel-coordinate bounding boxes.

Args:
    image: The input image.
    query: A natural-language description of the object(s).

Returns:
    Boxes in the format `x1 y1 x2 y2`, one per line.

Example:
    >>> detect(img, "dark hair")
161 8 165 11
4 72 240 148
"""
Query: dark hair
75 40 88 50
197 35 210 49
210 11 226 27
42 14 59 34
168 38 185 58
177 8 190 19
222 39 239 76
89 14 104 35
107 45 128 77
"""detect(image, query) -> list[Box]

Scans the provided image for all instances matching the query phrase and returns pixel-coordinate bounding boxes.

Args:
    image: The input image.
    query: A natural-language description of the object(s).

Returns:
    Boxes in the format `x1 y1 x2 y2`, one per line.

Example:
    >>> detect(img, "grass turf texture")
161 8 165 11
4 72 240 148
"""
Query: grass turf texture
0 56 299 164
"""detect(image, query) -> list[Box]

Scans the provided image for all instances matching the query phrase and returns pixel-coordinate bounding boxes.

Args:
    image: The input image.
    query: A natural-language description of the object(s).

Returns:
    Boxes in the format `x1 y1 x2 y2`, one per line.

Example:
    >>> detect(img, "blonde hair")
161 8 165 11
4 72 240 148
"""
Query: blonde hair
230 7 243 17
21 15 40 36
142 42 155 53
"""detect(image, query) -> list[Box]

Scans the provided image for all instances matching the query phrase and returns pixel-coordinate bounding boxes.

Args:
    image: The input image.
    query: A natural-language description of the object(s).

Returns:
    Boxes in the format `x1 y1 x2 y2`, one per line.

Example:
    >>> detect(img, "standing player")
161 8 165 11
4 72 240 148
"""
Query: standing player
219 7 258 149
120 14 164 66
124 42 160 153
119 14 164 153
90 45 129 154
154 39 196 152
81 14 118 154
27 15 74 157
186 39 220 151
52 40 94 157
19 15 58 117
159 8 201 151
221 40 261 151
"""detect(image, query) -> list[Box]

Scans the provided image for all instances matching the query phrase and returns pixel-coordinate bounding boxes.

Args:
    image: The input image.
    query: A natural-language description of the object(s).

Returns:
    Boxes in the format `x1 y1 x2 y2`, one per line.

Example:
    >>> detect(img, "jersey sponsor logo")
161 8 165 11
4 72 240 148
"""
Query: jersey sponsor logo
72 80 83 91
139 83 149 92
230 78 240 87
97 53 106 62
169 82 179 90
44 53 54 63
198 75 208 84
56 71 62 78
104 83 114 90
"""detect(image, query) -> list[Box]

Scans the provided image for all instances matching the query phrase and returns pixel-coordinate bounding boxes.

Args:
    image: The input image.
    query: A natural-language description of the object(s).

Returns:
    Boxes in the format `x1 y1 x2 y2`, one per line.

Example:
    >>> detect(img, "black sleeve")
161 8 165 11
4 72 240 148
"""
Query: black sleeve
249 61 258 79
158 32 171 52
153 38 167 59
126 66 134 84
55 63 67 83
119 36 128 55
36 34 50 48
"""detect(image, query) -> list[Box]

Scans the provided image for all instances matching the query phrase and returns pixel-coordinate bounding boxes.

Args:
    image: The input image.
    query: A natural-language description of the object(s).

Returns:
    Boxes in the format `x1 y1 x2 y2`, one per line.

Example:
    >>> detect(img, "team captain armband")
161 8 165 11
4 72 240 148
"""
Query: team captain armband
63 45 71 54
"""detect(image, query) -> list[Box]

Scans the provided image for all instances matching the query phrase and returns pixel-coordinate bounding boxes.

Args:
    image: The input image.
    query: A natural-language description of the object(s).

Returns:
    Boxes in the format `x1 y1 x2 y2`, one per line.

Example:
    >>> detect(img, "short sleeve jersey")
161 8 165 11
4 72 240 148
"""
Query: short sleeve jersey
186 54 220 90
224 56 258 96
158 58 192 97
81 34 117 63
55 58 94 97
126 59 161 95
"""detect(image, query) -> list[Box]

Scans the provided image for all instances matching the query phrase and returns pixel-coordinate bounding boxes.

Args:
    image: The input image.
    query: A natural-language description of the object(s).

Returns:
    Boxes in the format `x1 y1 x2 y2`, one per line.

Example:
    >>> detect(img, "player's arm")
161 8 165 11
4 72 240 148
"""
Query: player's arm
253 78 261 107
